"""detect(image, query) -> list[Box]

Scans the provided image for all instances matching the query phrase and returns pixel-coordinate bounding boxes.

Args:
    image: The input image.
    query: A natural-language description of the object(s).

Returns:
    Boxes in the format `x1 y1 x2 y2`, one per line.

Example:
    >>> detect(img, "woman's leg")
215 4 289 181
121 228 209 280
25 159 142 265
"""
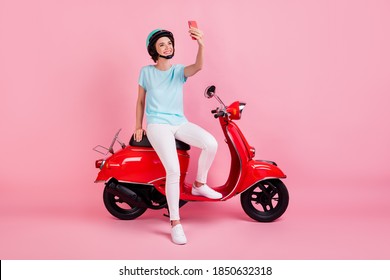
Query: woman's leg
147 124 181 221
175 122 218 184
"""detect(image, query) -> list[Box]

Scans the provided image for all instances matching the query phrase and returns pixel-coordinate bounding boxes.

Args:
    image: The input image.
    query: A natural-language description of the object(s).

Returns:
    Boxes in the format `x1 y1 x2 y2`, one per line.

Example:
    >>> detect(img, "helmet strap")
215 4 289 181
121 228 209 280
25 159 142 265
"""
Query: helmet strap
159 51 174 60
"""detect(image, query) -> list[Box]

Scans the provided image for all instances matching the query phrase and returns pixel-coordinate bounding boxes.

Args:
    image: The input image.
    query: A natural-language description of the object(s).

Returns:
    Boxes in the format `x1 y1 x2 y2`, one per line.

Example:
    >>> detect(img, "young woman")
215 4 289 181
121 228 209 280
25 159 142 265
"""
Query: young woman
134 27 222 245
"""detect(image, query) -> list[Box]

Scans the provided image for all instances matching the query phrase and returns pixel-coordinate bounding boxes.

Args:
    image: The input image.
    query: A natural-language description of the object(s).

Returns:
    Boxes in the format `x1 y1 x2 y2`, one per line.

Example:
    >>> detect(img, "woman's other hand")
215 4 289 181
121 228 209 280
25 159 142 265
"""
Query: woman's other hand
134 128 146 142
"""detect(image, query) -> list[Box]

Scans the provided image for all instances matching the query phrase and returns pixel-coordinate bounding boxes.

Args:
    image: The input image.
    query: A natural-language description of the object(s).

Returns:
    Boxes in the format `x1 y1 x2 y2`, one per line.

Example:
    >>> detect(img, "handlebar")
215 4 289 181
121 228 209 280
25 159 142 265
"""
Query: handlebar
205 85 226 107
206 85 229 119
211 108 226 118
214 111 225 118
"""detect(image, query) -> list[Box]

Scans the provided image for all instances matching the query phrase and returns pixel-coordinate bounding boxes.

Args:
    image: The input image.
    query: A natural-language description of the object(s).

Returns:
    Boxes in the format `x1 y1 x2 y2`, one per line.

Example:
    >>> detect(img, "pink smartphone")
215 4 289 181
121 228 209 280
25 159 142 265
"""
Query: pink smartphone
188 20 198 40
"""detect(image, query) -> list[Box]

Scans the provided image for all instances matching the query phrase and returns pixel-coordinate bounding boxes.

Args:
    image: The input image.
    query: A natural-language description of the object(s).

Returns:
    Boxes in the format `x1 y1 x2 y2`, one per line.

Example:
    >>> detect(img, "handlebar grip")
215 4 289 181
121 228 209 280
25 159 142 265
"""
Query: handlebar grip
211 109 218 114
214 111 225 118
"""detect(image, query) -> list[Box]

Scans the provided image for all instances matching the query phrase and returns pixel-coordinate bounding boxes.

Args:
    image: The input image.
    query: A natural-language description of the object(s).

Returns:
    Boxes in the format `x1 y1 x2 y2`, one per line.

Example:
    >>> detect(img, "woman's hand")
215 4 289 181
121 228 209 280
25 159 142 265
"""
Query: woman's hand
189 27 204 47
133 128 146 142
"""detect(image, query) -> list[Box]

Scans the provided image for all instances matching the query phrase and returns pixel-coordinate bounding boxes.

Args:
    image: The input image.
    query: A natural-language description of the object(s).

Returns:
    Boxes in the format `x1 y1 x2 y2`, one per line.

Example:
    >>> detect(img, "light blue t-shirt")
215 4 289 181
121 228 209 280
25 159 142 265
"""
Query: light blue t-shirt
138 64 188 125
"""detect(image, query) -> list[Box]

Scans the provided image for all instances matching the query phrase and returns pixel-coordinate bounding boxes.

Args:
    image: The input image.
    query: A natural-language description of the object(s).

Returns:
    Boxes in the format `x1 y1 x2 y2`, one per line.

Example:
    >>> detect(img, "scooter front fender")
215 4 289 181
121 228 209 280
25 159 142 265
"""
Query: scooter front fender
229 160 287 199
224 159 287 199
239 159 286 191
249 160 286 179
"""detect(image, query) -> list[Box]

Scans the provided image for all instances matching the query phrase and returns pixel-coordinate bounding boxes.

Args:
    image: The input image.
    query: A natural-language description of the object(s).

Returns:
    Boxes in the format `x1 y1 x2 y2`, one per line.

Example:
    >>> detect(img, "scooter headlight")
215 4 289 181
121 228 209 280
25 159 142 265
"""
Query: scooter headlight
239 102 246 114
227 101 246 120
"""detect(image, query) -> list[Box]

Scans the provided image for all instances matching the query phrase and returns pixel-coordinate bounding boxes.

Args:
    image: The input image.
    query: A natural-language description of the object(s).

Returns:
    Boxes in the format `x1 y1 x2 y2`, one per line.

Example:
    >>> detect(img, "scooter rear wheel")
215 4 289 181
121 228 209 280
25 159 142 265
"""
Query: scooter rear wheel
240 179 289 222
103 186 147 220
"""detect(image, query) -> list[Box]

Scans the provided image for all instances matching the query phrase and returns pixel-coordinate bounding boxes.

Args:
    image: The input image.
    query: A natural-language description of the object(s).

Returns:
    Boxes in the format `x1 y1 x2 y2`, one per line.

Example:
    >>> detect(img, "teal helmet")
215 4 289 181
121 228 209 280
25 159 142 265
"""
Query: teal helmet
146 29 175 61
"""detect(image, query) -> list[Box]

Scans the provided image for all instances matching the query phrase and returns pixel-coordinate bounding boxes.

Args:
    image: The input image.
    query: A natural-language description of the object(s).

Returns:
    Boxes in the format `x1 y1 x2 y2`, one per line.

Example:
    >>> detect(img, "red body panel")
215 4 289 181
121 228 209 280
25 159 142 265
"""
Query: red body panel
95 146 189 189
95 100 286 202
217 117 286 200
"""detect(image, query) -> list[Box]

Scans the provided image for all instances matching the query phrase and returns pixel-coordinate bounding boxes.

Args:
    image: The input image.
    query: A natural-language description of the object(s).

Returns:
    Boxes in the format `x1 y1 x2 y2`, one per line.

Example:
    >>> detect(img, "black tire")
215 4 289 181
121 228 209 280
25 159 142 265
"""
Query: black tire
240 179 289 222
103 185 147 220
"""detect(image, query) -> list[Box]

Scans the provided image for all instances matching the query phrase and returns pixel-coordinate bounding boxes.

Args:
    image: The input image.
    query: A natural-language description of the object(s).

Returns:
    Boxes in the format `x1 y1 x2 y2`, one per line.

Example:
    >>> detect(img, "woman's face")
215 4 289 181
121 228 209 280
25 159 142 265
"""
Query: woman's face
155 37 174 57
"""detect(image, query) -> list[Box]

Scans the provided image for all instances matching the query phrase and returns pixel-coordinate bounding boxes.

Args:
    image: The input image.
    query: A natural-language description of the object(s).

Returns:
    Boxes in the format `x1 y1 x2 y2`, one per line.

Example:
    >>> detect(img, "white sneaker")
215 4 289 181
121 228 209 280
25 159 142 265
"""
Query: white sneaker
171 224 187 245
192 183 223 199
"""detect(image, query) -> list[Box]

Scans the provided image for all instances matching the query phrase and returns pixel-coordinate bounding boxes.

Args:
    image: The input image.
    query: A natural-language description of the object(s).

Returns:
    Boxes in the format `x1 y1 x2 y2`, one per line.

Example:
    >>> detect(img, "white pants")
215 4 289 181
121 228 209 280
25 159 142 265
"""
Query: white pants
147 122 218 220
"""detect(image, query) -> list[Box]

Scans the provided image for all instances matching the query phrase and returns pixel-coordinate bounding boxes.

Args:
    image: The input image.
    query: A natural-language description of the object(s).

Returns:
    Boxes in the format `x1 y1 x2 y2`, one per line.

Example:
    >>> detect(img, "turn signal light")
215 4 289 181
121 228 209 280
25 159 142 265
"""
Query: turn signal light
95 159 105 169
249 146 256 158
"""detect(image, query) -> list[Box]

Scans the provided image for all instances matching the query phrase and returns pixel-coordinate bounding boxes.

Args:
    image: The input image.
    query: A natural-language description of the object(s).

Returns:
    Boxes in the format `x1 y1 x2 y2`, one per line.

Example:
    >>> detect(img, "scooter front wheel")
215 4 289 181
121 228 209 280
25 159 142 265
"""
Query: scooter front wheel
103 186 147 220
240 179 289 222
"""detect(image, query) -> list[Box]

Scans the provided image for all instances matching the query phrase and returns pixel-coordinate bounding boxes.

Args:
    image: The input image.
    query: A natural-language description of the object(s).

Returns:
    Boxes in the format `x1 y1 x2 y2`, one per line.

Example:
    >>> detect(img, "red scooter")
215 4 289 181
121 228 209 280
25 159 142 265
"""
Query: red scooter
93 86 289 222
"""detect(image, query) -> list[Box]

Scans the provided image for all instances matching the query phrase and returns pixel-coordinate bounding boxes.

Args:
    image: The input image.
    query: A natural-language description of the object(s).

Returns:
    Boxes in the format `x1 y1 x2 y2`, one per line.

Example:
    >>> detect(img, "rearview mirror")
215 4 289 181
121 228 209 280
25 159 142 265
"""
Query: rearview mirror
204 85 216 98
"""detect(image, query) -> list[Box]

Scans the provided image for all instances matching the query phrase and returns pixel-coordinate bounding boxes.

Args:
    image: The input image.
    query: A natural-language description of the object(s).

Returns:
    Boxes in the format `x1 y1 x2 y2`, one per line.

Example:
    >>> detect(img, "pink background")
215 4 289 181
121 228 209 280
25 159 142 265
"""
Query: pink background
1 0 389 259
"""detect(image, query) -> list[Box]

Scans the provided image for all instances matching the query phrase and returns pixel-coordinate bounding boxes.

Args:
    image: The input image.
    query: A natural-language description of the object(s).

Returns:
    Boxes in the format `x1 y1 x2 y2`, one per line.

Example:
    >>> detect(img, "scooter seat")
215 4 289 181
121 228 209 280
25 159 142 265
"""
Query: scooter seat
129 135 191 151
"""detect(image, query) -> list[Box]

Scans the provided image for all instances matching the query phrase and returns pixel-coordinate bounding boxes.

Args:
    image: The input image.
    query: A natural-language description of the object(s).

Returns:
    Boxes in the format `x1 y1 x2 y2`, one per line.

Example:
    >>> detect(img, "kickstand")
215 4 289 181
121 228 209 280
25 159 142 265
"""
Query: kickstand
163 207 170 218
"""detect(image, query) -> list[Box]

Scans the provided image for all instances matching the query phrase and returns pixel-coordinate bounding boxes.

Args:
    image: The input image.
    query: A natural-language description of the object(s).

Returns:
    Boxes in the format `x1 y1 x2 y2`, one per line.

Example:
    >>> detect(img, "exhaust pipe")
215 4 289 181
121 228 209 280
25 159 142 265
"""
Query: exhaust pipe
106 182 147 208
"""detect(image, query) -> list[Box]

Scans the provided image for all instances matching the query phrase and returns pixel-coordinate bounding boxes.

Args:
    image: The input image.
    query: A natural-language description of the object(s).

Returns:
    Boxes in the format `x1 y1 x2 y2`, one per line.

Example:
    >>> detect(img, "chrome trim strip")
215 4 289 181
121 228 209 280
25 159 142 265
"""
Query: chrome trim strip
122 157 142 164
130 148 155 152
148 177 166 184
97 176 113 184
117 180 155 187
99 159 106 170
240 177 286 194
